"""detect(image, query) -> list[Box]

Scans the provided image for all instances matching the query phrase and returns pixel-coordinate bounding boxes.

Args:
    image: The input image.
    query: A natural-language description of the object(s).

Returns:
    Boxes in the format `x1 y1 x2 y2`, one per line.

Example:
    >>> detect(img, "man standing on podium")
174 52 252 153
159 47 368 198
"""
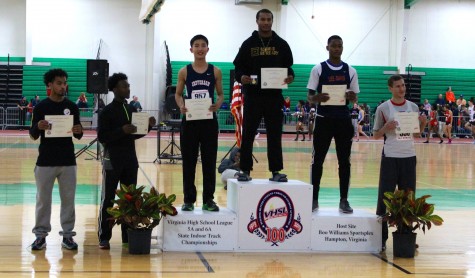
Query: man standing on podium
233 8 295 182
175 34 224 212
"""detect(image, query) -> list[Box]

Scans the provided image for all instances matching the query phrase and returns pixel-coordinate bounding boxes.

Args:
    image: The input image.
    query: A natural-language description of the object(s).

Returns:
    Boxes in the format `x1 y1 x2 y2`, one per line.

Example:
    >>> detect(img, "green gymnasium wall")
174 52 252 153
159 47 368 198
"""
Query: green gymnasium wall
3 57 473 112
409 67 475 104
21 58 87 103
0 57 25 62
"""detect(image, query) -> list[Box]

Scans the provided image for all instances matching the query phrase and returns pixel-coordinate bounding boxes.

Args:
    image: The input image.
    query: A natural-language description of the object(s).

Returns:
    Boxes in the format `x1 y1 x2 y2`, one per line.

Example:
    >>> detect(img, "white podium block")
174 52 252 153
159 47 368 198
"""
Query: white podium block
163 208 237 251
227 179 313 251
311 208 382 252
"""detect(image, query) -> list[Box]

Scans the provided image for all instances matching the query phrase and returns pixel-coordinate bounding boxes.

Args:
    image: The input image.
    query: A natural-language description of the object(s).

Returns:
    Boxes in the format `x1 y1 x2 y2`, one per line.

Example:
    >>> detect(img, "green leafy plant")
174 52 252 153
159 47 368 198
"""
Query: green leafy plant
107 184 178 230
380 189 444 234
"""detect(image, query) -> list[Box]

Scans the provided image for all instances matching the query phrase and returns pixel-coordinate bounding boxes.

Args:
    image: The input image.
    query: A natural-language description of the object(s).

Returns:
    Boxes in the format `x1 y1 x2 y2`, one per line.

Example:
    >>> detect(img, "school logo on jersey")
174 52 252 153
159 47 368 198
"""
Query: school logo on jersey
64 108 71 115
247 189 303 246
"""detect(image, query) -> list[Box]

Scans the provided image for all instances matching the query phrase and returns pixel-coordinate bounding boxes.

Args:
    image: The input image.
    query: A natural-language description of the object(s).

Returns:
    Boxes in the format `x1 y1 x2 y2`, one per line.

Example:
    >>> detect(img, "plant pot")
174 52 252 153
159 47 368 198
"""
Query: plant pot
128 229 153 254
392 232 417 258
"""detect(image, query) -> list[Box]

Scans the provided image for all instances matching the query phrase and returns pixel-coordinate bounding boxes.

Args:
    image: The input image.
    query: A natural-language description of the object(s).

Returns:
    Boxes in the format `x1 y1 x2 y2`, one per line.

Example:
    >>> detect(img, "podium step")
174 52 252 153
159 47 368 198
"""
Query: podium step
163 208 237 251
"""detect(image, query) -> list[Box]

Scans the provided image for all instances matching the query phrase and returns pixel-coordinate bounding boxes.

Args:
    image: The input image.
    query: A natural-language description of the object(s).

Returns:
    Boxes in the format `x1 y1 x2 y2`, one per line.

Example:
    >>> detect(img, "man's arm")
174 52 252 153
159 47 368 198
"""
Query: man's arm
233 42 251 85
210 67 224 112
175 67 187 114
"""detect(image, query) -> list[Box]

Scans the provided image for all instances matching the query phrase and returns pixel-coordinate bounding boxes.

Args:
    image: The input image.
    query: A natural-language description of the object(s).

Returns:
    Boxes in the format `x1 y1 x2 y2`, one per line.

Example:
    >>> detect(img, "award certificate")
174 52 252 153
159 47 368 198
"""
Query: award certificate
45 115 73 138
132 112 150 135
261 68 288 89
394 112 420 133
185 98 213 121
320 85 347 106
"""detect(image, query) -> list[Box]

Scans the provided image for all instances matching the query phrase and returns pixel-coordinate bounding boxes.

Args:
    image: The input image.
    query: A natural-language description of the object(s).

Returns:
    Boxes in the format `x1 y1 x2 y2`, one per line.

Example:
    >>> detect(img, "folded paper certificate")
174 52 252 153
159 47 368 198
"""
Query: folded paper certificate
261 68 288 89
185 98 213 121
132 112 150 135
320 85 347 106
45 115 73 138
394 112 420 133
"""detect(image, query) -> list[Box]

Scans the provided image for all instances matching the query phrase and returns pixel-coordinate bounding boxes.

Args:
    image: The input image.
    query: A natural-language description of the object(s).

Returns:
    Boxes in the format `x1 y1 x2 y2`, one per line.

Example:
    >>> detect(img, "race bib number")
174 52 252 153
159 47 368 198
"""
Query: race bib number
396 132 413 141
191 90 209 99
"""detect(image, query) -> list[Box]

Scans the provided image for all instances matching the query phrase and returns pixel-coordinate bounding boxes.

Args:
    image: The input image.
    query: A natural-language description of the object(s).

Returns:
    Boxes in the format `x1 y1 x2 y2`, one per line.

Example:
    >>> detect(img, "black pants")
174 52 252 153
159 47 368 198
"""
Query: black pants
181 118 218 204
98 164 138 243
240 94 284 173
311 116 353 201
376 156 417 244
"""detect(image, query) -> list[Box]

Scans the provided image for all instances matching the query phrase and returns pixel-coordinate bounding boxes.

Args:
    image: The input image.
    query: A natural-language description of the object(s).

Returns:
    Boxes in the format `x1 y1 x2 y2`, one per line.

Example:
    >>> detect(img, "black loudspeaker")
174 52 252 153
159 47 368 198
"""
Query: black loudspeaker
165 86 180 118
87 59 109 94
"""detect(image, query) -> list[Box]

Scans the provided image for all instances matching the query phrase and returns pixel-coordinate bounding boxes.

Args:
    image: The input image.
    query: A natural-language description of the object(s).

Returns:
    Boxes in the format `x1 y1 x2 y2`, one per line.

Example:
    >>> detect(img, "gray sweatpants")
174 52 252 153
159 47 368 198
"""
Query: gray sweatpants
32 166 77 238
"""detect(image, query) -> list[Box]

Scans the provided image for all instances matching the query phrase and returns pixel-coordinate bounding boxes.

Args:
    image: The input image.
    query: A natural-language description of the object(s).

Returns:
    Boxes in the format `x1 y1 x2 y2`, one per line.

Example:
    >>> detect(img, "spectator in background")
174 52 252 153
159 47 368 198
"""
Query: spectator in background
464 99 475 142
435 94 446 107
32 95 41 107
129 95 142 112
456 94 467 107
307 108 316 141
283 96 291 112
293 100 306 141
445 86 455 104
418 103 429 137
218 147 241 190
17 96 28 130
443 104 453 144
76 92 88 109
424 104 442 143
423 98 431 114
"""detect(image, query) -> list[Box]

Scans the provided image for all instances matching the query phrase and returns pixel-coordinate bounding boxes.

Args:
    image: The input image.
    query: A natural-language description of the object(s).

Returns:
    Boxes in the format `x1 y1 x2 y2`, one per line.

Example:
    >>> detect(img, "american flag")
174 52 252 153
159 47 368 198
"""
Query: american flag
231 81 243 147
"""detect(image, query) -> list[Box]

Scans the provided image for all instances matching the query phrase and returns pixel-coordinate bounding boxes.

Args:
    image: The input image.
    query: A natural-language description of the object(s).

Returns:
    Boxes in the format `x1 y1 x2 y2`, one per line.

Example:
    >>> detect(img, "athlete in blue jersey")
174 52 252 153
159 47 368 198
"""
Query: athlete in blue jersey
306 35 360 213
175 34 224 212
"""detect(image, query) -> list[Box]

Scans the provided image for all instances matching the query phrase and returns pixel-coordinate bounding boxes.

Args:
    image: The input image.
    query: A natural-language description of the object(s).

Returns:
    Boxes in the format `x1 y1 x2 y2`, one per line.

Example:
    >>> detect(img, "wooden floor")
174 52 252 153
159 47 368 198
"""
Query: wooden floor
0 130 474 277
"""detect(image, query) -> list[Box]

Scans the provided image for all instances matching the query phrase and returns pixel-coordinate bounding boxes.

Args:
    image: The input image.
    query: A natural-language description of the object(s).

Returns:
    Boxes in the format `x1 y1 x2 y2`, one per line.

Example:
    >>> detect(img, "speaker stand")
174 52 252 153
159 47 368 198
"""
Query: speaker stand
75 137 102 161
154 127 182 164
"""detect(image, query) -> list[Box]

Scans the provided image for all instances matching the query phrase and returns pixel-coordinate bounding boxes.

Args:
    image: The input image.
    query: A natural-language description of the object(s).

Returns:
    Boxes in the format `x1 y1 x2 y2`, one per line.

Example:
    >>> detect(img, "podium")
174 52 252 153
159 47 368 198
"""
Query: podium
163 179 381 253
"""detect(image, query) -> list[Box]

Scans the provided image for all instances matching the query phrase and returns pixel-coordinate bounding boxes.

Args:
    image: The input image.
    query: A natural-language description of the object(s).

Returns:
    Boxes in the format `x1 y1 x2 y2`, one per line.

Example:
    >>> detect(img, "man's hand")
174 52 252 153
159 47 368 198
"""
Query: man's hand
209 103 220 112
37 120 50 130
240 75 251 85
122 124 137 134
149 117 157 127
72 124 82 134
345 91 357 102
383 120 398 132
283 75 294 85
179 105 188 114
310 93 330 103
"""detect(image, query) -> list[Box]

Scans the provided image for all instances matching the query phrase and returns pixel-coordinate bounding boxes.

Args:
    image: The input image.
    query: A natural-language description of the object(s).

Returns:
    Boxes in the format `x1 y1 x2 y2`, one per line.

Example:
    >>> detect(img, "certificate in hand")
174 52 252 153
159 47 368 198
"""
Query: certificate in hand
261 68 288 89
44 115 73 138
394 112 420 133
132 112 150 135
320 85 347 106
185 98 213 121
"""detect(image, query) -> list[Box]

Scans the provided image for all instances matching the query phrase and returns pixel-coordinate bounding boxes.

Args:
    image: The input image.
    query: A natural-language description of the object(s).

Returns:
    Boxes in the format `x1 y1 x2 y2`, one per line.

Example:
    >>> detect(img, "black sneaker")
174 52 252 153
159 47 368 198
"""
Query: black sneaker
202 200 219 212
181 203 194 211
312 200 319 212
339 200 353 213
61 237 78 250
31 237 46 250
99 240 110 250
237 171 252 182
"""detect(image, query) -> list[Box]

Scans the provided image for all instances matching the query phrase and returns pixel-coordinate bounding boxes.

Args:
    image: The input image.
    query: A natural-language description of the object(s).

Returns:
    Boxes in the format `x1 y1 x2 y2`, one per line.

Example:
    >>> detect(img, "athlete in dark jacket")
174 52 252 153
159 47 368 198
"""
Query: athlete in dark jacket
233 8 294 182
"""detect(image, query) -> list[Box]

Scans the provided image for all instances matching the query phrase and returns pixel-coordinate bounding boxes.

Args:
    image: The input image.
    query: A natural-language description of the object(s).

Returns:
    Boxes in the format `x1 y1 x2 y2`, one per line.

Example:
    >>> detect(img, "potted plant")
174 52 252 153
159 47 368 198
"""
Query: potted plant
380 189 444 258
107 184 178 254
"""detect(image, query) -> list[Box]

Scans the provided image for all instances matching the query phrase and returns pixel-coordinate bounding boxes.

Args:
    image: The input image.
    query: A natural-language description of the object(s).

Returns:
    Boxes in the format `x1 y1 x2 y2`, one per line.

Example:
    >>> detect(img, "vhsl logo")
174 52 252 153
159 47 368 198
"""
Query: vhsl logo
247 190 302 246
92 71 99 76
